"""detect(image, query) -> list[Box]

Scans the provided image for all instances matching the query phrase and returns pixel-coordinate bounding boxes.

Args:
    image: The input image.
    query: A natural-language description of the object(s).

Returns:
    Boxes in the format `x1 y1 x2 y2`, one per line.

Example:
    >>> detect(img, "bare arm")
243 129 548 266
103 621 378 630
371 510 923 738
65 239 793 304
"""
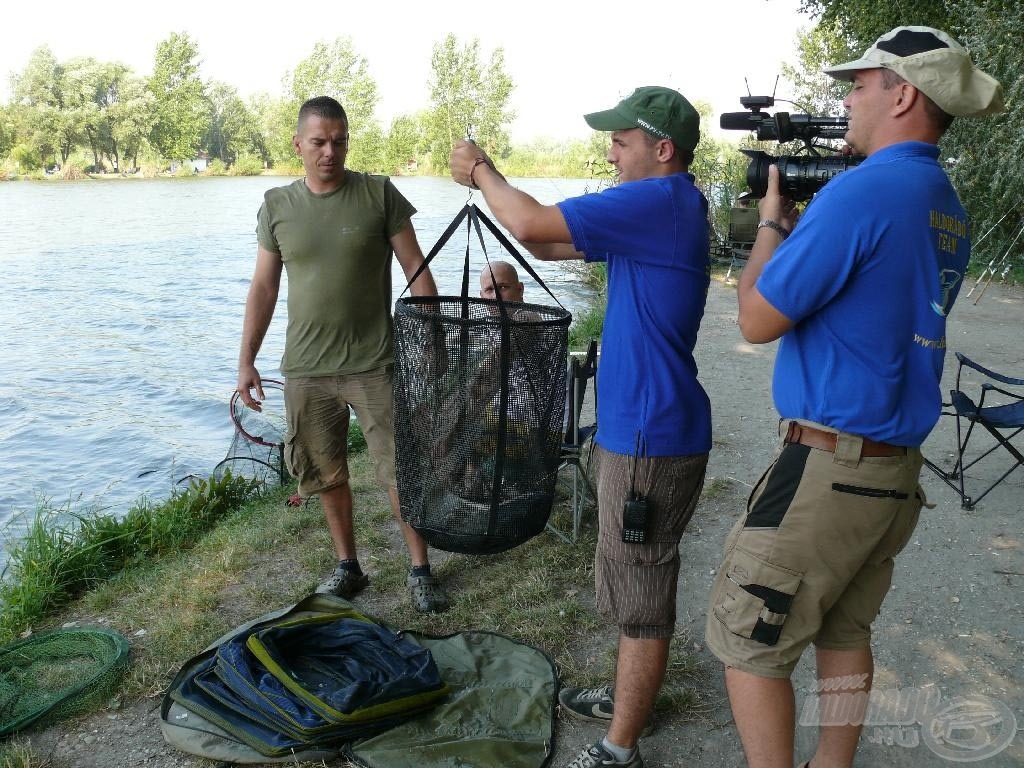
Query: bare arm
236 245 283 408
391 221 438 297
450 140 583 261
736 165 798 344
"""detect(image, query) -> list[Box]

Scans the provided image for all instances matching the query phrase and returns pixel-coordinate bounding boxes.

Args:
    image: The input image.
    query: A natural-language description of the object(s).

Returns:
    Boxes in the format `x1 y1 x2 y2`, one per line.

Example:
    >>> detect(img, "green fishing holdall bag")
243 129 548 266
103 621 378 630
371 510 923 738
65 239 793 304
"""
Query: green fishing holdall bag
161 594 448 761
161 594 558 766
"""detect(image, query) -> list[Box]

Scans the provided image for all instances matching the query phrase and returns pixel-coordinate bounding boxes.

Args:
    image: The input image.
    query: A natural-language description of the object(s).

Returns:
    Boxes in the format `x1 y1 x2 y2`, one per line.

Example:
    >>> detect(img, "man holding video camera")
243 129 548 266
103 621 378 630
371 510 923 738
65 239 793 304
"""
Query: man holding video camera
704 26 1003 768
451 86 711 768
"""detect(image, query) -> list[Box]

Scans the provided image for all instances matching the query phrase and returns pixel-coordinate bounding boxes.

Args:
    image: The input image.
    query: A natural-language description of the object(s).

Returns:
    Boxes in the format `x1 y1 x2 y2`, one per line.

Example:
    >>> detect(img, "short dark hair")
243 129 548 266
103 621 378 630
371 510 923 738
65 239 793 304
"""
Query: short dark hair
297 96 348 133
879 68 954 133
641 130 695 168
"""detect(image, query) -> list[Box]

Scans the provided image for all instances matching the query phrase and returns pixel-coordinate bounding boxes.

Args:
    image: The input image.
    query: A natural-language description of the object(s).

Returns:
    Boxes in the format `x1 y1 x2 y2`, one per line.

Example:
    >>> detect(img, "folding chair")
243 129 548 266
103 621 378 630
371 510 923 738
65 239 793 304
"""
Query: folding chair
547 340 598 543
724 206 758 282
924 352 1024 509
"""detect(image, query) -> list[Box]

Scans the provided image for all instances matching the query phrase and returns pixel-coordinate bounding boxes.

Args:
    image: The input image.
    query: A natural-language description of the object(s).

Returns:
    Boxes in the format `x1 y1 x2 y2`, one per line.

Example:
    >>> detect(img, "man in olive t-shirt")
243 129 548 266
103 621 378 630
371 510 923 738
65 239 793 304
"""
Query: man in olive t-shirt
236 96 447 613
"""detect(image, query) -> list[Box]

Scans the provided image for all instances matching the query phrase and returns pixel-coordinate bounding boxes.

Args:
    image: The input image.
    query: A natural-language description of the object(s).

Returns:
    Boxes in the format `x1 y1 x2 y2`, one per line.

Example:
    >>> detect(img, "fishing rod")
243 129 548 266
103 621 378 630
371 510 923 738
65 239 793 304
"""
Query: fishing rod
972 218 1024 305
966 204 1019 298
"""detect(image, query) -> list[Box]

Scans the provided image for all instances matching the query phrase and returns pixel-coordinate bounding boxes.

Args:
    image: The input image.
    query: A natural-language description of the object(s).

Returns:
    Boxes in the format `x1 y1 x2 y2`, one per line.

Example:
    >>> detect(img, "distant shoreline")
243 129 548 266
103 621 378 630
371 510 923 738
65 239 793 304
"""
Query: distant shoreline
0 169 300 182
0 169 593 182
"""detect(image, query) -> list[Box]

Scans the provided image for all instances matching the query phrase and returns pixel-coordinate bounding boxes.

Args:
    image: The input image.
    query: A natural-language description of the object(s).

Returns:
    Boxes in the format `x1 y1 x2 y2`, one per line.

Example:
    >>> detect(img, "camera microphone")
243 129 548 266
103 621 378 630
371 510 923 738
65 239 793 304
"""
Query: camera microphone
720 112 762 131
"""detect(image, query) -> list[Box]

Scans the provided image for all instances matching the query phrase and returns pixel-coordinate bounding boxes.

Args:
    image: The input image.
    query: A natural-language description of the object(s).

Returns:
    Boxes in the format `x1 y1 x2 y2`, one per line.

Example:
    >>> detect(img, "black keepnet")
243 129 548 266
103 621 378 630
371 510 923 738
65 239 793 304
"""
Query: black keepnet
394 205 571 554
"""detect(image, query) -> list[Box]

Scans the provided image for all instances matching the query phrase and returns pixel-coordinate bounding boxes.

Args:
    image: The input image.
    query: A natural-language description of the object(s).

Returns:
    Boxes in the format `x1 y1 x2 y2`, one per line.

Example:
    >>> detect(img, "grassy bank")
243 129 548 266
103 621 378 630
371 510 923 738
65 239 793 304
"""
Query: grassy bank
0 450 712 765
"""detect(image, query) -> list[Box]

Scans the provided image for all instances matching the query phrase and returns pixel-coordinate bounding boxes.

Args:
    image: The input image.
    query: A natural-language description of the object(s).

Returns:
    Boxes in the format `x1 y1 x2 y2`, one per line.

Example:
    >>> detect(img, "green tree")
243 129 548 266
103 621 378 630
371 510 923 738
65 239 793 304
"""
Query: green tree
205 81 266 165
799 0 954 50
62 57 131 170
250 92 296 169
780 22 858 116
383 114 421 174
108 75 156 172
0 104 15 158
148 32 210 162
424 35 515 171
9 46 71 167
285 38 380 171
942 0 1022 269
9 46 61 107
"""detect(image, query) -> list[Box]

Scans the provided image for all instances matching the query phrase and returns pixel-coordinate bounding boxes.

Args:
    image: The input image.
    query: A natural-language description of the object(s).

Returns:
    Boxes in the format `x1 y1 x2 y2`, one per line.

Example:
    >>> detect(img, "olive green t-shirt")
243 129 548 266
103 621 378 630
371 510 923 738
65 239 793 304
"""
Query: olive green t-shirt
256 173 416 376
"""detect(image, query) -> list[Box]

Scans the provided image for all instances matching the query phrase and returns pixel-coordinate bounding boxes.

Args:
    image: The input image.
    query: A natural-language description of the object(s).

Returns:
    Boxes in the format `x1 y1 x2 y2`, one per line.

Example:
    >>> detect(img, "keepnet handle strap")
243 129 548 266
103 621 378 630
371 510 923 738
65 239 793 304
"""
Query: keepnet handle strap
470 206 565 310
400 203 566 311
399 204 471 298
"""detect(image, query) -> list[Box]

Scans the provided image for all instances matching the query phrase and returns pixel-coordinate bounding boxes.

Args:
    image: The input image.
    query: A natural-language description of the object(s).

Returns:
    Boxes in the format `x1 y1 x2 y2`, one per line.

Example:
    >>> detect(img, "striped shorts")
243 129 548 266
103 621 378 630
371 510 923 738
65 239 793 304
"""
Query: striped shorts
593 445 708 639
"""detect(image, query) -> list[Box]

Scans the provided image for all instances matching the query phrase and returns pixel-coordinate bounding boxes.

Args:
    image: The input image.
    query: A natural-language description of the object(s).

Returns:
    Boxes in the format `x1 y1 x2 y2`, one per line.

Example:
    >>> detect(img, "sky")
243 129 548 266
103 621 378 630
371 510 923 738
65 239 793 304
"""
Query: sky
2 0 816 143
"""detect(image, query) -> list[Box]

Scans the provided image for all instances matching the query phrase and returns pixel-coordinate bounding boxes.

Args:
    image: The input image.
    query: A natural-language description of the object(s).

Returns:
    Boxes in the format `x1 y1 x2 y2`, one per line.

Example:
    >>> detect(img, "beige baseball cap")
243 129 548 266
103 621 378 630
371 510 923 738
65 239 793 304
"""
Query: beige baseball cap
824 26 1004 117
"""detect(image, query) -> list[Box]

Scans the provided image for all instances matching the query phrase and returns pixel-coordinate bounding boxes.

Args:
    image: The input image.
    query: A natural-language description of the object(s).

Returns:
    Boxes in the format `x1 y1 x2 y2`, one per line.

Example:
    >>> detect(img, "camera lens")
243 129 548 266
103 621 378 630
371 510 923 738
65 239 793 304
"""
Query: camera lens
742 150 865 201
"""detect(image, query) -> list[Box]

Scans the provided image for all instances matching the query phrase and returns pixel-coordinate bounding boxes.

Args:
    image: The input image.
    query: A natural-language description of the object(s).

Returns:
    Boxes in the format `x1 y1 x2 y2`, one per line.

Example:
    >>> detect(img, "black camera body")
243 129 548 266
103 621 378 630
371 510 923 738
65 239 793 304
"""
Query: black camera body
721 96 865 201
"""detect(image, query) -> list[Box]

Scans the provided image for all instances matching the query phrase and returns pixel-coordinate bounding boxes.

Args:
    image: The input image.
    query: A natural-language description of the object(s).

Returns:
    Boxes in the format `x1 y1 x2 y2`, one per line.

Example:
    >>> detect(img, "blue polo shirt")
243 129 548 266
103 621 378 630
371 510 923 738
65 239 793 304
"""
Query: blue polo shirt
757 142 969 446
558 174 712 457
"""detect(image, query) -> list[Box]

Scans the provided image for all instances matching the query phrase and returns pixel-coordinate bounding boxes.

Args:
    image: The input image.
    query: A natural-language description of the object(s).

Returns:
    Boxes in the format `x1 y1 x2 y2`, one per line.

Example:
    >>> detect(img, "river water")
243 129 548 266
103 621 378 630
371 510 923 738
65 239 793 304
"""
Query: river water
0 174 596 538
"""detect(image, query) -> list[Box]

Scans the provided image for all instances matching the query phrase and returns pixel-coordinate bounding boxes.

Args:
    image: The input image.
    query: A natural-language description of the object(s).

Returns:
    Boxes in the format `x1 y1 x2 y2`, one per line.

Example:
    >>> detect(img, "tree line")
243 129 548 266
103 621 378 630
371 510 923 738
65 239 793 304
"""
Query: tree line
0 31 749 237
4 9 1018 272
0 32 594 178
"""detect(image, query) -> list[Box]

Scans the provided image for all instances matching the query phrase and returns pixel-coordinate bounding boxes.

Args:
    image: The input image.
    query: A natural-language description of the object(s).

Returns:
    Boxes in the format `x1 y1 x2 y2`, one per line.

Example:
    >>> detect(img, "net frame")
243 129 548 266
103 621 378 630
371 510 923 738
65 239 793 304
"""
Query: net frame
214 379 288 489
394 205 571 554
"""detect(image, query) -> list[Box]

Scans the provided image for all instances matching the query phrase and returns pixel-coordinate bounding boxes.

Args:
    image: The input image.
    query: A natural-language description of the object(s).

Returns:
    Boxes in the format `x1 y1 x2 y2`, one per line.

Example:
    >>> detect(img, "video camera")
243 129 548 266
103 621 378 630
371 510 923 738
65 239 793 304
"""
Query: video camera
721 94 865 201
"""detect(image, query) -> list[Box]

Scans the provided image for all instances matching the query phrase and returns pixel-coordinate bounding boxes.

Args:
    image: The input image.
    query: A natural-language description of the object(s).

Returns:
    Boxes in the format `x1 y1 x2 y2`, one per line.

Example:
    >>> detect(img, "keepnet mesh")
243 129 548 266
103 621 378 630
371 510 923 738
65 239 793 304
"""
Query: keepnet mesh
0 627 130 736
394 205 571 554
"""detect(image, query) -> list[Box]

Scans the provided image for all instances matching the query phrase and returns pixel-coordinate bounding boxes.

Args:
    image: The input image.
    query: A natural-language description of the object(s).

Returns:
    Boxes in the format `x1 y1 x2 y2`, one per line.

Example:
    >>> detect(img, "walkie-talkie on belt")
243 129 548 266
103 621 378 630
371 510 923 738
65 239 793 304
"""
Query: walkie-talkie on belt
622 431 649 544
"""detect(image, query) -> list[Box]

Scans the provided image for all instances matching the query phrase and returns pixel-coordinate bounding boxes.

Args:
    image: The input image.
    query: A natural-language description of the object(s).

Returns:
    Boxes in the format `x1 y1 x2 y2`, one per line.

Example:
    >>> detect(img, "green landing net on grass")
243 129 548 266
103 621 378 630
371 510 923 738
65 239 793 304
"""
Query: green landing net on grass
0 626 130 736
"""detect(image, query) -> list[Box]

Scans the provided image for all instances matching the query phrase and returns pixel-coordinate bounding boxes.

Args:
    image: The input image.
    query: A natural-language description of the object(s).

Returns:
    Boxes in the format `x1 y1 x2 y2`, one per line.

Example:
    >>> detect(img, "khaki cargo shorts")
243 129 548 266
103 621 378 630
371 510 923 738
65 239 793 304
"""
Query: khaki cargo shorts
594 445 708 639
283 365 397 497
705 425 924 678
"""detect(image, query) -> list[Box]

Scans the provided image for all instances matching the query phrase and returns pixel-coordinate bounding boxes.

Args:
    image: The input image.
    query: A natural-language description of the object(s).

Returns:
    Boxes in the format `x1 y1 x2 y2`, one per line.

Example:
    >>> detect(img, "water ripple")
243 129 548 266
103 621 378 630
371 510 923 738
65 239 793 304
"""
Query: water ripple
0 175 596 528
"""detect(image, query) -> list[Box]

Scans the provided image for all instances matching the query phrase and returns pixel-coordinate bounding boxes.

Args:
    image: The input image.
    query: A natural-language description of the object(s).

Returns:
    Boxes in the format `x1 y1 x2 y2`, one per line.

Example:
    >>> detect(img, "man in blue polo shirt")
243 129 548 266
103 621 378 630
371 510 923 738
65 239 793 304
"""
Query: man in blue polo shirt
450 86 712 768
703 27 1003 768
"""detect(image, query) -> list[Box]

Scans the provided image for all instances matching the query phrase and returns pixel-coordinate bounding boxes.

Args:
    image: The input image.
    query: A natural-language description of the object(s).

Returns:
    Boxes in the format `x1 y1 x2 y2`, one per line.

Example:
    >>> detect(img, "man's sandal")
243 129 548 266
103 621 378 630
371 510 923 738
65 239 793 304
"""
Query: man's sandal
407 574 450 613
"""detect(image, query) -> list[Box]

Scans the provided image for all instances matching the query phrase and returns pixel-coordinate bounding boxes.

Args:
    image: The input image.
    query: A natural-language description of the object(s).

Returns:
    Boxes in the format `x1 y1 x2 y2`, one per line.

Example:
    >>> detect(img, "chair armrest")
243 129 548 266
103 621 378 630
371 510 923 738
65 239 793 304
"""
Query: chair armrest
957 352 1024 387
980 382 1024 401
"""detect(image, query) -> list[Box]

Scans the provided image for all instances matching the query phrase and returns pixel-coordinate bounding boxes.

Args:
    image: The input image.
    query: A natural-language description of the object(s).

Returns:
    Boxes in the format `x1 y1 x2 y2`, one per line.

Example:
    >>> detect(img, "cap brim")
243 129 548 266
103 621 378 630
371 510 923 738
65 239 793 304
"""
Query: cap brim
823 57 881 81
584 106 636 132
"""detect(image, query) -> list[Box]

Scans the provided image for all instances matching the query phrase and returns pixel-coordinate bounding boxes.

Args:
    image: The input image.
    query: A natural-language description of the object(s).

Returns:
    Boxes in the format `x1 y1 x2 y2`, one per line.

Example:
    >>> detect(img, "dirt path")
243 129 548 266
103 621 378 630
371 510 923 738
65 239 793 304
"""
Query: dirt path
550 278 1023 767
21 279 1024 767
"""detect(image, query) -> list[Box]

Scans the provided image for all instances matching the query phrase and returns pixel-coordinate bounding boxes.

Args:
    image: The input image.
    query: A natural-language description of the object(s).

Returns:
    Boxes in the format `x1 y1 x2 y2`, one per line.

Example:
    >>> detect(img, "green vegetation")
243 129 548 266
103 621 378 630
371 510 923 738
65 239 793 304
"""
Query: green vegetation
567 261 608 348
0 473 259 642
0 31 518 179
0 452 714 761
